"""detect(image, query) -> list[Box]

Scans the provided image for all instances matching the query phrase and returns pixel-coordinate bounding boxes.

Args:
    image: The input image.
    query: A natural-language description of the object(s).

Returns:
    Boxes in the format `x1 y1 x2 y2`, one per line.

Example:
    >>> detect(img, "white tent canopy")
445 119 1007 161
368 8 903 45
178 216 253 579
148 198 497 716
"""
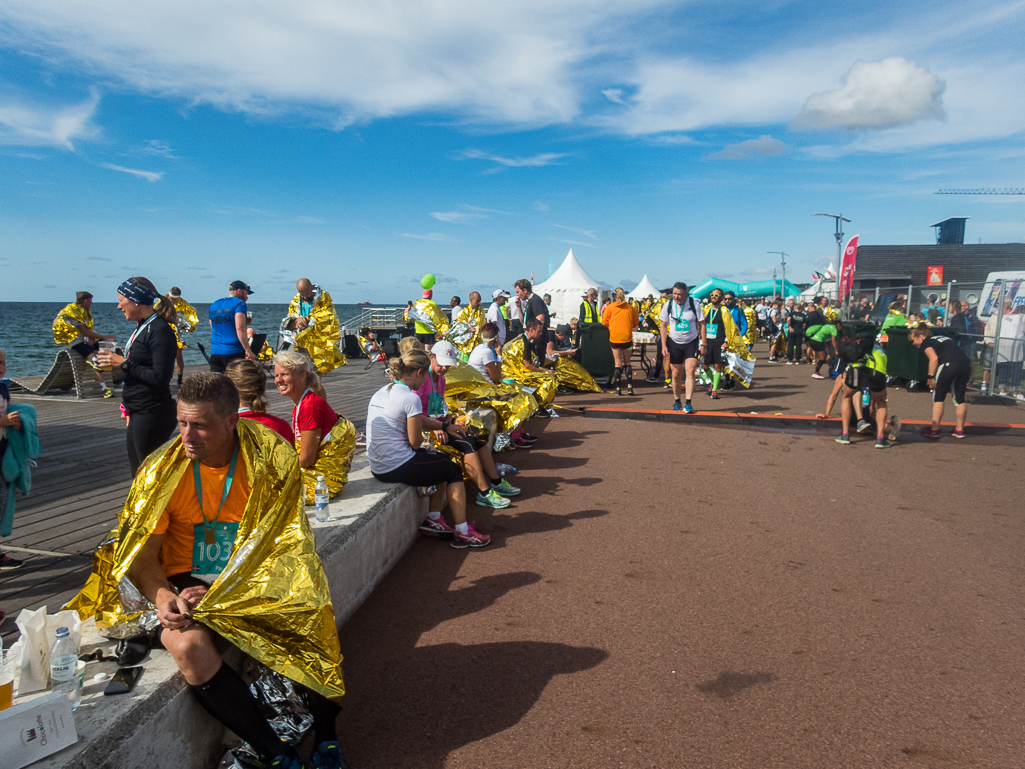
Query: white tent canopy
532 249 610 326
627 274 659 300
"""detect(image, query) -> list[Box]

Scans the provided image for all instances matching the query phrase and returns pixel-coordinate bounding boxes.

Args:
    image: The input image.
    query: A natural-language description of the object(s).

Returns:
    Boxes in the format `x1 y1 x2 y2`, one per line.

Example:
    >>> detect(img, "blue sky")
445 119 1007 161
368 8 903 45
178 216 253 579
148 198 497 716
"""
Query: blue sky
1 0 1023 303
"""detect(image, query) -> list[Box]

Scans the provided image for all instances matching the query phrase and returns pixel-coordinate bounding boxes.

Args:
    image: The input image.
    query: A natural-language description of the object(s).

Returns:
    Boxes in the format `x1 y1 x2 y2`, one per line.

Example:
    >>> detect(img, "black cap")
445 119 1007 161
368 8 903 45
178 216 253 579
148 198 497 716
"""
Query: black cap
556 324 572 337
229 280 253 294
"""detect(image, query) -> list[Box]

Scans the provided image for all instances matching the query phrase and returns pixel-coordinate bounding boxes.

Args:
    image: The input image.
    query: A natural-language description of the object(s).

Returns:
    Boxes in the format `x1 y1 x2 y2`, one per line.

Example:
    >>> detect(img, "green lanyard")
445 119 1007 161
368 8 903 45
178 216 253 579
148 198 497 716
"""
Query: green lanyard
194 442 240 545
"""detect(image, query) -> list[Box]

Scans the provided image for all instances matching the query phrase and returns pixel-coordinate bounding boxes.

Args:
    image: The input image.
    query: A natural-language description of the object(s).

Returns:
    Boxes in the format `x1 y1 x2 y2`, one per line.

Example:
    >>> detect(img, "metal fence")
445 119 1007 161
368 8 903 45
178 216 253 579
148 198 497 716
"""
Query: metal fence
847 280 1025 400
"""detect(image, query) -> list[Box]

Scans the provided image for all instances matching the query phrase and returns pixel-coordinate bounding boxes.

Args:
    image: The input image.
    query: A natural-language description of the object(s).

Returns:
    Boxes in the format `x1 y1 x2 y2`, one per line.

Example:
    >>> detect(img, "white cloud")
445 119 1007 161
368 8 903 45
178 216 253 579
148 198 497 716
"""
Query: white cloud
402 232 450 241
535 202 551 212
709 134 787 160
602 88 626 104
134 139 176 158
460 149 568 168
553 224 597 239
100 162 164 181
552 237 594 248
432 210 478 224
0 90 100 149
647 134 699 146
792 58 945 131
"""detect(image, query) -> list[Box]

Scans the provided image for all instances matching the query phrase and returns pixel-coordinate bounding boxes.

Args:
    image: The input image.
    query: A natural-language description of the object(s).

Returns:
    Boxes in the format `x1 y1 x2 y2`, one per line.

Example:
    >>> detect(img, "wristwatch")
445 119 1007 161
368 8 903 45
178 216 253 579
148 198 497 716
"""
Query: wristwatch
120 361 130 372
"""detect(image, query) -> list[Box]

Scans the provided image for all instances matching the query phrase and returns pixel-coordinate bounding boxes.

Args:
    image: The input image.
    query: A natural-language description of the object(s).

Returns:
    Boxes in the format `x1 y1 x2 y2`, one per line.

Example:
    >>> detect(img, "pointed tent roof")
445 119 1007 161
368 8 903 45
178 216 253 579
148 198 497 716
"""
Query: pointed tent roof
627 274 659 300
533 249 609 293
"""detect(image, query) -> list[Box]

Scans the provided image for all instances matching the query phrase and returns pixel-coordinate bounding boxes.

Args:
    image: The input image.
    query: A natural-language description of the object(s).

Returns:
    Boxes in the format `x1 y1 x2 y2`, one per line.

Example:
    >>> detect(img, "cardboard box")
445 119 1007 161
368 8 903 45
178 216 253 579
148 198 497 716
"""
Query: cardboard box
0 691 79 769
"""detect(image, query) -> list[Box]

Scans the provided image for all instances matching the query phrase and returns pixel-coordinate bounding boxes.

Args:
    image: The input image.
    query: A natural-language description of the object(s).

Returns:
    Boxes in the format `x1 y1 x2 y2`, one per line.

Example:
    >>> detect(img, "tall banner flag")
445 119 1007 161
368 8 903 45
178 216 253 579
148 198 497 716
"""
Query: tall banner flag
838 234 859 303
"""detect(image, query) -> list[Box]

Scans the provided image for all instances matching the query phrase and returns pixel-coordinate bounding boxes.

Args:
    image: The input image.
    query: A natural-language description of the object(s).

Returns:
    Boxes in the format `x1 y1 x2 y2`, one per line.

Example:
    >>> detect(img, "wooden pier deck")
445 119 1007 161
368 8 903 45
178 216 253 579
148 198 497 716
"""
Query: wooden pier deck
0 360 391 643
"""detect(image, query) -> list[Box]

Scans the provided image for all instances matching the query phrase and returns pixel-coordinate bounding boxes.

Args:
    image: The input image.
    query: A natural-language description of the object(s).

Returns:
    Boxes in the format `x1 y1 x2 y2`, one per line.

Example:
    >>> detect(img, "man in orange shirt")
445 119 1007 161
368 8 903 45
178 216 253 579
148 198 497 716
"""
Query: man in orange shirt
127 374 348 769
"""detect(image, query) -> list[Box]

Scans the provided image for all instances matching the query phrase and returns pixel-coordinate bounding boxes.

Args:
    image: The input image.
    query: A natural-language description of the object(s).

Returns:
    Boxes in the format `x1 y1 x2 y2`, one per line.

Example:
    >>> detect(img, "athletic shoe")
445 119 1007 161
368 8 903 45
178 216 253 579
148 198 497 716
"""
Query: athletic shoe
683 402 695 414
710 391 719 400
476 488 511 508
0 553 24 570
672 400 682 411
921 427 942 439
856 419 873 435
951 429 966 439
533 409 551 419
835 433 850 444
102 388 114 399
512 436 532 449
875 438 890 449
419 516 455 537
888 416 901 442
268 754 306 769
87 358 103 371
811 372 825 379
490 477 521 496
645 375 659 383
451 522 492 548
519 433 539 444
312 742 350 769
786 360 795 365
707 385 713 396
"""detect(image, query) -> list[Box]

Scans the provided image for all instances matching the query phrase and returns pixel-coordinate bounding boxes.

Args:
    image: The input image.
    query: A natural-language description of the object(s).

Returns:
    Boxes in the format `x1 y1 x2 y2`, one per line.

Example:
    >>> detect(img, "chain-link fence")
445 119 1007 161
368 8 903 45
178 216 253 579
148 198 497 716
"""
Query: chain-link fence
846 279 1025 400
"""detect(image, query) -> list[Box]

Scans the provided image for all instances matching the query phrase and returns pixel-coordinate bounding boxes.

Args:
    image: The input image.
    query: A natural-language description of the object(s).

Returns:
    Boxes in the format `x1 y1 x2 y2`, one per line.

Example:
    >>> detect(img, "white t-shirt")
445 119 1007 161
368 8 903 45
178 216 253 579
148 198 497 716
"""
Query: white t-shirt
659 298 701 344
755 302 768 320
450 304 462 320
486 302 507 344
366 382 422 475
509 298 523 321
468 343 500 382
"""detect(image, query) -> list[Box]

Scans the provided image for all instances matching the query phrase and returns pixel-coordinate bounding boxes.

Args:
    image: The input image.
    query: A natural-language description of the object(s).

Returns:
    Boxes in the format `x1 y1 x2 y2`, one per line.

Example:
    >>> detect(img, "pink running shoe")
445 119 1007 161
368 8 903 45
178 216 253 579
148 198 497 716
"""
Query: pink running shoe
419 516 455 538
451 522 491 549
921 427 942 439
951 429 966 439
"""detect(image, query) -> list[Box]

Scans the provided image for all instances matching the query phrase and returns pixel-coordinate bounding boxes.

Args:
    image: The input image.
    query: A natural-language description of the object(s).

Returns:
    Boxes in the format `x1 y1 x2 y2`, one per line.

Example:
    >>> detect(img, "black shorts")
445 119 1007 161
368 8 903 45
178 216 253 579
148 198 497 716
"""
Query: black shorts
449 434 483 455
610 340 633 350
808 338 827 352
372 448 462 486
667 337 700 365
934 360 971 405
415 333 436 346
208 352 245 374
844 366 887 393
71 341 100 358
703 342 725 367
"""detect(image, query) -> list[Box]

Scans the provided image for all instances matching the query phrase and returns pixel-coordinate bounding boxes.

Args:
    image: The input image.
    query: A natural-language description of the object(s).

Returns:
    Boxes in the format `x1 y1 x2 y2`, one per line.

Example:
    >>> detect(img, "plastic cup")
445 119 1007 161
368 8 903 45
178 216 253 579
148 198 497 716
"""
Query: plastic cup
0 650 14 711
99 340 116 371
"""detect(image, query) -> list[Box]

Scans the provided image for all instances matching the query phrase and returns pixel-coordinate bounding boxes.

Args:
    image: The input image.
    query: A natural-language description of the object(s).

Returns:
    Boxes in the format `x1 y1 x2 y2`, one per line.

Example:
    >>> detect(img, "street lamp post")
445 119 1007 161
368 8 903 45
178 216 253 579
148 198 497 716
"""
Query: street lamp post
813 212 851 271
767 251 788 299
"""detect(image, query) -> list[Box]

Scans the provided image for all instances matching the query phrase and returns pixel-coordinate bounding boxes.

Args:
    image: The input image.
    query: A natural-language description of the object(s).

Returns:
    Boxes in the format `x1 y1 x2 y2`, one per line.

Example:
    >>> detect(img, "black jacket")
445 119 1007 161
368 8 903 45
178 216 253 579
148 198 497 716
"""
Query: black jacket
122 316 177 414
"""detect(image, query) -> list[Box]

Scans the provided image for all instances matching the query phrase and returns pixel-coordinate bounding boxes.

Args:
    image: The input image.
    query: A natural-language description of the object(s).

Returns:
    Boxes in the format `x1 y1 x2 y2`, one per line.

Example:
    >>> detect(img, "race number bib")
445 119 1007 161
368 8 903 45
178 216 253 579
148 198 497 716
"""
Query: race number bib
192 521 240 583
674 318 691 334
706 323 719 337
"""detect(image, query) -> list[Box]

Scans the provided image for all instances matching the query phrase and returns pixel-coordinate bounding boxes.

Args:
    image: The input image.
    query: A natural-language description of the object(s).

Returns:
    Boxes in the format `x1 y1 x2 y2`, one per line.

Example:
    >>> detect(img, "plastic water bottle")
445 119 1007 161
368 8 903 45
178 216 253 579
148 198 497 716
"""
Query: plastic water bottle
861 389 870 408
314 476 330 522
50 627 80 711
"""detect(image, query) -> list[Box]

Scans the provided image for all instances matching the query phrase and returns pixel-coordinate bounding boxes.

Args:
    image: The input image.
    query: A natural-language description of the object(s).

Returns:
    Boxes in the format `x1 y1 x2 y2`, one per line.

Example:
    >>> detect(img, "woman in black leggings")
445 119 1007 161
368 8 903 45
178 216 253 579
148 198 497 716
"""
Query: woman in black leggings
365 346 491 549
98 277 179 474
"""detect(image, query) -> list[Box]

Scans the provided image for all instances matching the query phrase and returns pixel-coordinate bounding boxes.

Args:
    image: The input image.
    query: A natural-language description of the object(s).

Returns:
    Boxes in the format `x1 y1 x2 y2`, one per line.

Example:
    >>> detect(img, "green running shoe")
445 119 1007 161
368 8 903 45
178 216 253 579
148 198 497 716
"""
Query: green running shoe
835 433 850 445
476 488 511 508
490 477 521 496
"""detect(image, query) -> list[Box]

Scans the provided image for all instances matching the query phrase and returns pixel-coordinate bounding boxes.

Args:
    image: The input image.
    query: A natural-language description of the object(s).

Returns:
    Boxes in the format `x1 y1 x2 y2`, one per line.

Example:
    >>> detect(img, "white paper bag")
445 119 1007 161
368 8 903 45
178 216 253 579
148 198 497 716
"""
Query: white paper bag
14 608 82 695
0 691 78 769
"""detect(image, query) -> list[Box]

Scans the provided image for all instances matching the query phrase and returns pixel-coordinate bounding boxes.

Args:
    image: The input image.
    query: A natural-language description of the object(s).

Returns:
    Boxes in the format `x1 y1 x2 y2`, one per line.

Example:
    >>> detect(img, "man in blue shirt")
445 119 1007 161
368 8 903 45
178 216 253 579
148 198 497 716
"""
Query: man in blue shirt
208 280 257 373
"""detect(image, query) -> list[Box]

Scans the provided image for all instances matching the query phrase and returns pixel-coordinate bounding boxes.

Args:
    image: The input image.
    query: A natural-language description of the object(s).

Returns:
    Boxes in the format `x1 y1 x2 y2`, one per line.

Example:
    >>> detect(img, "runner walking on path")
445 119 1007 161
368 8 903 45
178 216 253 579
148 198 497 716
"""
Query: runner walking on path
659 282 705 413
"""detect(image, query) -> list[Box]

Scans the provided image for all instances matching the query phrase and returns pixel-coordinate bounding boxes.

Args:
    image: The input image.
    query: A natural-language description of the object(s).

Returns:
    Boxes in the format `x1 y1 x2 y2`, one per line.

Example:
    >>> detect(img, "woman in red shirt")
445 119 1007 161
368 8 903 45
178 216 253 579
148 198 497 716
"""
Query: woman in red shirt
225 359 293 444
601 287 640 395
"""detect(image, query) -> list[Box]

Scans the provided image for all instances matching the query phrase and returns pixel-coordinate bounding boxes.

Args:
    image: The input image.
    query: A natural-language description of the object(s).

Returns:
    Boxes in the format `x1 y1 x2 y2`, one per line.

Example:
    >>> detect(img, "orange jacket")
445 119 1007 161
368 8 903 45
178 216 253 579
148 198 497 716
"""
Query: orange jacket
602 302 639 344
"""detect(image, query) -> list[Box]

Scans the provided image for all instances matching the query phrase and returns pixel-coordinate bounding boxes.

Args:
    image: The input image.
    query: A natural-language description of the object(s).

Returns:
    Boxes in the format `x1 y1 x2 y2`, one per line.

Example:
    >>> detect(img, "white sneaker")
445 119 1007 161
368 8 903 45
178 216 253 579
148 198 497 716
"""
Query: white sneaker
888 416 901 442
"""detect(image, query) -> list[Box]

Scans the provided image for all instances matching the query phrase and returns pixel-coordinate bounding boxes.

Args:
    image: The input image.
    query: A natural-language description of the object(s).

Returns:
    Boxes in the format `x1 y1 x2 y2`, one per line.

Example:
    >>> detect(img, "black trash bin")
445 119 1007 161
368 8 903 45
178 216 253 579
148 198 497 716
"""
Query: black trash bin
885 325 958 381
579 324 615 381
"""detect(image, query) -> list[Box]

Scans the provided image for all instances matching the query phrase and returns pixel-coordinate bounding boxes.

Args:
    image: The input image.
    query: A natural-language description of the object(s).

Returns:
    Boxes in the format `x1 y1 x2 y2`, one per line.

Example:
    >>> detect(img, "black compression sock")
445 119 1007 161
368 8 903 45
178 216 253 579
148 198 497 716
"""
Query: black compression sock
189 663 292 760
487 475 501 486
306 688 342 746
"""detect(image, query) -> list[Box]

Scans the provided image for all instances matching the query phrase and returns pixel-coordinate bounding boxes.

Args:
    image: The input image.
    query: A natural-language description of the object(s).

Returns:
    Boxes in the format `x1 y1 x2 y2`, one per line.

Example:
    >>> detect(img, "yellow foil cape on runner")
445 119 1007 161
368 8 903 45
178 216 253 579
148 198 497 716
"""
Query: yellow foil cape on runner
173 297 199 350
705 304 755 387
498 335 558 407
411 299 450 338
65 419 345 704
554 356 602 393
52 302 93 345
743 305 758 347
298 416 357 503
643 297 668 334
284 287 347 374
452 305 486 355
442 363 538 435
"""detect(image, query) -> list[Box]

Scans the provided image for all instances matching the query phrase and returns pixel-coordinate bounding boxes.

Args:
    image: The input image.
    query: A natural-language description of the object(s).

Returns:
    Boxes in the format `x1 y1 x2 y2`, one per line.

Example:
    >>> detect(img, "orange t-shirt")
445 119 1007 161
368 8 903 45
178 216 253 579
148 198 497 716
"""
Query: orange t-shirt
602 302 639 344
153 459 251 578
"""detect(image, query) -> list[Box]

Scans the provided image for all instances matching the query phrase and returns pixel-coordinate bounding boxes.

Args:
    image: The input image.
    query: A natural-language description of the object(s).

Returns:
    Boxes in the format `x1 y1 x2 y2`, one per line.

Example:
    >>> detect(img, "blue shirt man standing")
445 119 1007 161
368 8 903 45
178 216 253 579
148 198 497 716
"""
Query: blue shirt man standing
208 280 258 373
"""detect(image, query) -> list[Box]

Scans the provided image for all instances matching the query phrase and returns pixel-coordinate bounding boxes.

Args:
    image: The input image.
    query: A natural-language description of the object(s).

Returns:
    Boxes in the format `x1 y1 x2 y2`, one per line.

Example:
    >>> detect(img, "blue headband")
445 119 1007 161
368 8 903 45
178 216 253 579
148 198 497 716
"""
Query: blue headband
118 278 159 306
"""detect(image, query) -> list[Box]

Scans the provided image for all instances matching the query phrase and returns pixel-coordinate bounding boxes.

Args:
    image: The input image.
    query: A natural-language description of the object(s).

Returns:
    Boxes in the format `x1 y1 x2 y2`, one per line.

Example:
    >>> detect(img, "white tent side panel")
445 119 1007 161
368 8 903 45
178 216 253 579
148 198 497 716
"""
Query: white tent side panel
531 249 610 326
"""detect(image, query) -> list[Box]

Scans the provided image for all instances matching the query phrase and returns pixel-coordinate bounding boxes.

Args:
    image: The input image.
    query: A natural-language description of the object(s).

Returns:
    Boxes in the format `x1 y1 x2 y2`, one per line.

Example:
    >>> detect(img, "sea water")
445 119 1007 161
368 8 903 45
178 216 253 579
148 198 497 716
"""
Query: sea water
0 301 374 378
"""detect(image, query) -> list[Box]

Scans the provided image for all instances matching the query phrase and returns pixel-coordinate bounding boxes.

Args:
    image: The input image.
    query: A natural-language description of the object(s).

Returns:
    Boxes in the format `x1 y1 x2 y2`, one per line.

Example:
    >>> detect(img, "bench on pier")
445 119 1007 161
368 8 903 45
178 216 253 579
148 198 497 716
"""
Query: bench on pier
8 348 124 399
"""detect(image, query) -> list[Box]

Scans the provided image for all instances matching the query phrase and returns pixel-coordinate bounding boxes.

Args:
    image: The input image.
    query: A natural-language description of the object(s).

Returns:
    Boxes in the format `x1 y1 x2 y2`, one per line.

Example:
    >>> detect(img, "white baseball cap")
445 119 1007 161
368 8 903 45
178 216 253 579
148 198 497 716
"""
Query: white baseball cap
431 340 459 367
492 288 511 299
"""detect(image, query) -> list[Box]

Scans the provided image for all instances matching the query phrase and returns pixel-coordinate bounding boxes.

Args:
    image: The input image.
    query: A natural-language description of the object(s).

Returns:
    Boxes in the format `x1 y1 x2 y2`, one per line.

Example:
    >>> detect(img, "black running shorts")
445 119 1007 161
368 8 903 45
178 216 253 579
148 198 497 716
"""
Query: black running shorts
71 341 100 359
667 337 700 365
844 366 887 393
703 343 725 367
372 448 462 486
933 360 971 405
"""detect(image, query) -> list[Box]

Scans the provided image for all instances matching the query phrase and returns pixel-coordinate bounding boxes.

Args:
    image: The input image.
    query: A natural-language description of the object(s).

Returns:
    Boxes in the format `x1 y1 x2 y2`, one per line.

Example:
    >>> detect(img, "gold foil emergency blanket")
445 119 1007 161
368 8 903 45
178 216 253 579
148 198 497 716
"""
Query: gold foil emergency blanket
299 416 357 504
643 297 668 334
442 363 538 435
65 419 345 704
499 335 557 407
411 299 450 338
743 305 758 347
52 302 93 345
553 356 602 393
705 303 755 388
452 305 486 354
283 287 347 373
172 297 199 350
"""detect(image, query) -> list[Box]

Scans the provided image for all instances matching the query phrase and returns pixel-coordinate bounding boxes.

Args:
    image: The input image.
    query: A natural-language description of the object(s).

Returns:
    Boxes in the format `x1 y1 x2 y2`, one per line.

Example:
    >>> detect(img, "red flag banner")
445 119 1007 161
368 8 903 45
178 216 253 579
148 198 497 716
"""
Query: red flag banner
838 234 859 303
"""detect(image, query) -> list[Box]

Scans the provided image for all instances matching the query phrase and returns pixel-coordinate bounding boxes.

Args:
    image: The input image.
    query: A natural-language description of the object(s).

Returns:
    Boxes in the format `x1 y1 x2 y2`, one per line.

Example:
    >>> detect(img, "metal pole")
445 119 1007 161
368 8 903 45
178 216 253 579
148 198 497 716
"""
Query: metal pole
907 284 914 316
945 280 953 324
988 280 1006 396
874 286 880 309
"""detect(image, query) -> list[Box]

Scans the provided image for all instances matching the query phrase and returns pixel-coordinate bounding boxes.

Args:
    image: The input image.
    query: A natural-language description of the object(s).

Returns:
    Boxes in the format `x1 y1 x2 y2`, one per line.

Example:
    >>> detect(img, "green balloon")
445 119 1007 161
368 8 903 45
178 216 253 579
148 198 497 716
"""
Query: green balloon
421 273 436 289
